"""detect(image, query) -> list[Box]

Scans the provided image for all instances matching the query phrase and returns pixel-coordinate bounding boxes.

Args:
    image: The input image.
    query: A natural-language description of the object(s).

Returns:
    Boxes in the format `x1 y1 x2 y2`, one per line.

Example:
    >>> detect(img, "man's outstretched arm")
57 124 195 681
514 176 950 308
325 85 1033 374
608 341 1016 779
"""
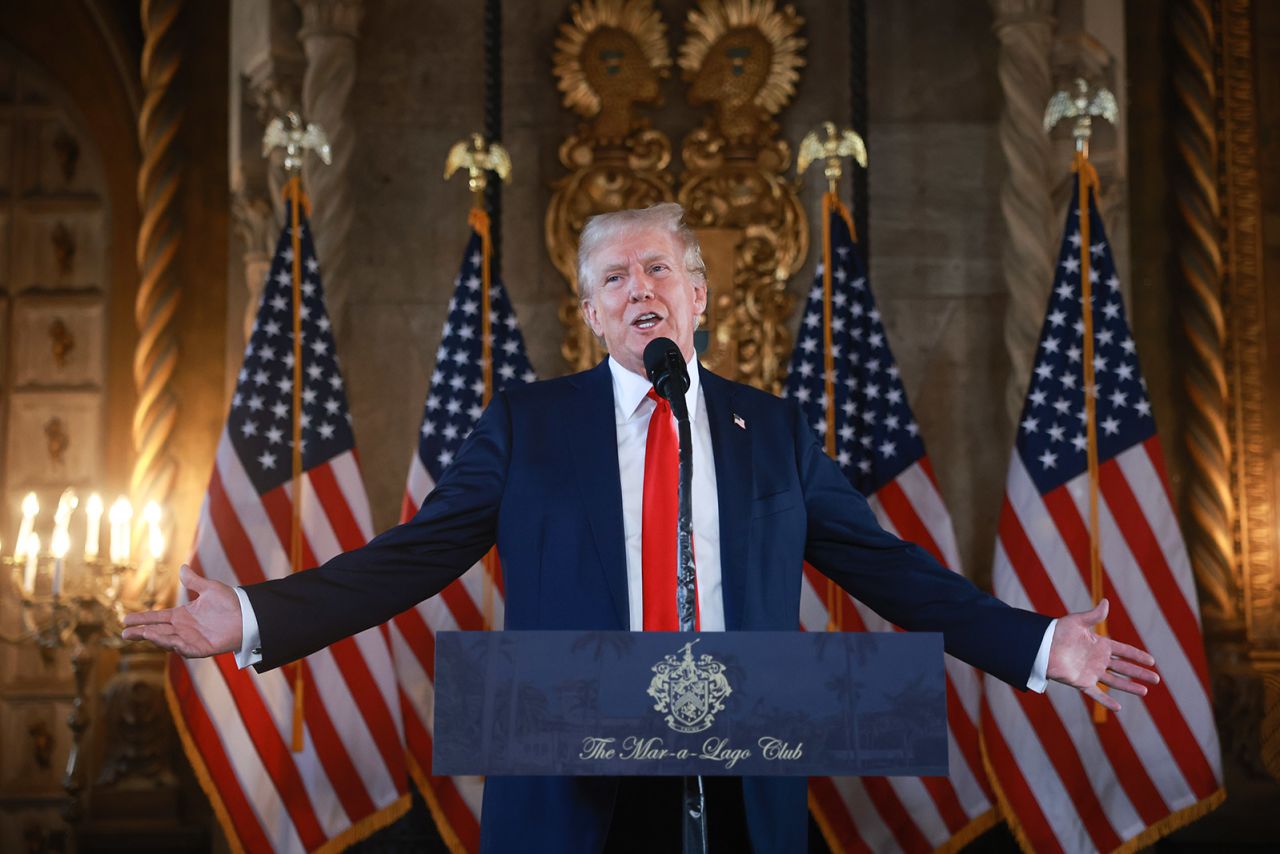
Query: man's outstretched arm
790 398 1159 710
123 389 514 666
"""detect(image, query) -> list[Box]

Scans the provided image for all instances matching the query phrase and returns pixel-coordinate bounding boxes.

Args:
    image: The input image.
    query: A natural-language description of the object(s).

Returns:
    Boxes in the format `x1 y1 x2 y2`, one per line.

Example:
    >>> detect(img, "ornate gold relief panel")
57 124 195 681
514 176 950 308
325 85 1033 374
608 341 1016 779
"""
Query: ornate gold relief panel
548 0 809 392
548 0 676 372
675 0 807 392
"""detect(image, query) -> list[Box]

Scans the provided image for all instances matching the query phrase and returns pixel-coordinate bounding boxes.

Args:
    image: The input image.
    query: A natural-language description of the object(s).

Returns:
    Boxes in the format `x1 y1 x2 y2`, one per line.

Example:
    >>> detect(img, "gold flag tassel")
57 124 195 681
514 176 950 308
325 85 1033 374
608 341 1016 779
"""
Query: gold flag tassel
1044 78 1117 724
470 204 499 630
820 189 841 632
1075 150 1108 724
446 133 512 631
287 174 309 752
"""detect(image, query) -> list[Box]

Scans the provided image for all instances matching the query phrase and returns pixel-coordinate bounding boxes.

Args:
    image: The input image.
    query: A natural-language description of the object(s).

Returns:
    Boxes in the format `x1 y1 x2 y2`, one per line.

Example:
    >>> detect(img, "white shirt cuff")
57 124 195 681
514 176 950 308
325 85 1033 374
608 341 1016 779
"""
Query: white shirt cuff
1026 618 1057 693
233 586 263 669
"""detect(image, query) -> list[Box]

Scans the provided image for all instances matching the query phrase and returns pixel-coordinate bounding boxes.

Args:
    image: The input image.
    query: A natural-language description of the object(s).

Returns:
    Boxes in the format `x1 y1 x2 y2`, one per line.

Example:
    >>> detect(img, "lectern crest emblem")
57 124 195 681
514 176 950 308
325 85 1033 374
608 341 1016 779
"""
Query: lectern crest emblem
647 640 732 734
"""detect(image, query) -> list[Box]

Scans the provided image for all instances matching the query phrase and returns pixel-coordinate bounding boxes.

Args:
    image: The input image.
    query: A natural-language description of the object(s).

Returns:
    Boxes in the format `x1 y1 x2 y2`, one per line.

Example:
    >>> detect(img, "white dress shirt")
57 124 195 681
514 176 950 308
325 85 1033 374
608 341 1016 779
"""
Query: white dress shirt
236 356 1053 690
608 355 723 631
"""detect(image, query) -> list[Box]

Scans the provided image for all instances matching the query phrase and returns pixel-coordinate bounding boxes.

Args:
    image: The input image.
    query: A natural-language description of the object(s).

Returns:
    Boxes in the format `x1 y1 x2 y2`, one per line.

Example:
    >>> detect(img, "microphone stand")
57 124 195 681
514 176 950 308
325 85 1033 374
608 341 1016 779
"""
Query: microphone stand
667 382 708 854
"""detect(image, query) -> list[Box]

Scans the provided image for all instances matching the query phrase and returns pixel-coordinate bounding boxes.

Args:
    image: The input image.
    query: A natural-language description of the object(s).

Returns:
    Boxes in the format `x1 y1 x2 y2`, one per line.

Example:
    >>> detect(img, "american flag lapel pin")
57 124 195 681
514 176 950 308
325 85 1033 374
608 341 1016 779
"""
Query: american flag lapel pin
733 413 746 430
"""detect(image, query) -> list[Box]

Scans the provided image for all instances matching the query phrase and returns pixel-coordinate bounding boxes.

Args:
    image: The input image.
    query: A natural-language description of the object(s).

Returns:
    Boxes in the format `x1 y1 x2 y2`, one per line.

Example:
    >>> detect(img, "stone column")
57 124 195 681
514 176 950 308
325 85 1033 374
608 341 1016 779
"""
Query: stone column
296 0 363 332
990 0 1057 423
230 0 303 391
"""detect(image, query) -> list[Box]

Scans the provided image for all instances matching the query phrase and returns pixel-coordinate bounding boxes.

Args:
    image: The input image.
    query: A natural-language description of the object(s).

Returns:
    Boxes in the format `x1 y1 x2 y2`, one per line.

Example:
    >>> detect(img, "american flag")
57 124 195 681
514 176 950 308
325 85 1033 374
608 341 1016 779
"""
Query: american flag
167 195 410 852
785 200 996 852
981 173 1223 852
389 227 535 852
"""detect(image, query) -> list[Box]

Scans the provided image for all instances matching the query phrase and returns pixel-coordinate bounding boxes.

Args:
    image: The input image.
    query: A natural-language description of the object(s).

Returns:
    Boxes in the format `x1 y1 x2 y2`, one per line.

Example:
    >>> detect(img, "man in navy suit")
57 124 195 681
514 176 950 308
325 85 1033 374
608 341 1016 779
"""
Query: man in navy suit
125 203 1157 853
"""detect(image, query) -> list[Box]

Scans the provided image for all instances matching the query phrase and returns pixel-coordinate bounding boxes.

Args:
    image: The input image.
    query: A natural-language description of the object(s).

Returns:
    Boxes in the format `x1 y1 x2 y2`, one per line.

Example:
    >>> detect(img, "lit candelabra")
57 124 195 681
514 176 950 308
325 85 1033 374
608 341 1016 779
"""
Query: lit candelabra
1 489 171 821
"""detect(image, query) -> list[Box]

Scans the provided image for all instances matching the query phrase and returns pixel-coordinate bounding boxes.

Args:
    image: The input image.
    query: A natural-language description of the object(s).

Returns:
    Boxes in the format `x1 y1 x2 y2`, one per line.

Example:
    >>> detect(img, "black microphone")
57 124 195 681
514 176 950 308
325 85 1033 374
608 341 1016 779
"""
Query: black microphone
643 337 691 421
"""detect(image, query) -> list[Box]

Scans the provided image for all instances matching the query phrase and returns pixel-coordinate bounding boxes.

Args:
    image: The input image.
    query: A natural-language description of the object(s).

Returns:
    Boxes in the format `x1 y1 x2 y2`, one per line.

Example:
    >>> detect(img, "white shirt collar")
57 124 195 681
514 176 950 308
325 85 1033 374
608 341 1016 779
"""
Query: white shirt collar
607 354 701 424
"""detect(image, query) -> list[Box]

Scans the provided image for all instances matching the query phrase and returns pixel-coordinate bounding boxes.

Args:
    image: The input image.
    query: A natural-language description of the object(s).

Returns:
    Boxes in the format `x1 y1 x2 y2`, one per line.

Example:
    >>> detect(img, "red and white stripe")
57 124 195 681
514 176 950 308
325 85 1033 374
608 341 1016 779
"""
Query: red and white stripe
168 434 409 853
388 453 500 853
981 438 1223 853
803 458 997 853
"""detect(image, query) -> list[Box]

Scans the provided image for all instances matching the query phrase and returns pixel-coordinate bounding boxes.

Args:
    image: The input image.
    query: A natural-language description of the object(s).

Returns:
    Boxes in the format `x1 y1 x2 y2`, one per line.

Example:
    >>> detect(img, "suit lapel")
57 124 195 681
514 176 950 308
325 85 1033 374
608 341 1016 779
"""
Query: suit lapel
569 361 629 627
701 366 750 631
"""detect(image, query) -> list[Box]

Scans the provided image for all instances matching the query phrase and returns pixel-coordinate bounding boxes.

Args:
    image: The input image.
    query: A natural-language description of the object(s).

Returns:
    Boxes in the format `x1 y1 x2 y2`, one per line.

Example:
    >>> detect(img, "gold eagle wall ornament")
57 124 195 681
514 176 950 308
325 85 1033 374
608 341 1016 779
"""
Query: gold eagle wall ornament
547 0 677 371
673 0 808 393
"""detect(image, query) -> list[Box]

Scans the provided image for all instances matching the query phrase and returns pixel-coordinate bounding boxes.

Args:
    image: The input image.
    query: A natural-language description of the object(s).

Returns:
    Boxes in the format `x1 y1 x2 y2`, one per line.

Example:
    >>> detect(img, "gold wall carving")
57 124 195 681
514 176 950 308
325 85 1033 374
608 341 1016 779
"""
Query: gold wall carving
43 415 69 465
675 0 807 392
48 318 74 368
547 0 808 391
1217 0 1280 785
1218 0 1276 650
52 129 80 183
51 222 75 274
1172 0 1279 787
548 0 676 372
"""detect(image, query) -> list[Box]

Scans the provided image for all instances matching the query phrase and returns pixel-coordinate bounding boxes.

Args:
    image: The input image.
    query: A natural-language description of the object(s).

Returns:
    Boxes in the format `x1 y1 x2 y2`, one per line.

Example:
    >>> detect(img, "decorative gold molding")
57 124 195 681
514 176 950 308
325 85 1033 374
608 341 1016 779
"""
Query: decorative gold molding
52 221 75 275
1218 0 1276 649
1172 0 1237 628
44 415 69 465
675 0 808 392
48 318 75 368
547 0 676 371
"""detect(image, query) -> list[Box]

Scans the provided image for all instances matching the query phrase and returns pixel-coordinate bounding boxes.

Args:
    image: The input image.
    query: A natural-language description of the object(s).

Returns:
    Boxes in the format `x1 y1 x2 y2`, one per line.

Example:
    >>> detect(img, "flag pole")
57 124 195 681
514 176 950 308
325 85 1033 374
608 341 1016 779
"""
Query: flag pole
1045 80 1115 723
262 112 333 752
446 133 512 630
1076 143 1108 724
798 122 867 633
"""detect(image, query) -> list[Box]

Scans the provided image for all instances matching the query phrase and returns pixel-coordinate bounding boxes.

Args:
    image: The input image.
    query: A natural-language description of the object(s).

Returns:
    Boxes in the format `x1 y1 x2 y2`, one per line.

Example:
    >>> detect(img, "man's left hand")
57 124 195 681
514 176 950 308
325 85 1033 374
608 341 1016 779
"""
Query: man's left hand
1047 598 1159 711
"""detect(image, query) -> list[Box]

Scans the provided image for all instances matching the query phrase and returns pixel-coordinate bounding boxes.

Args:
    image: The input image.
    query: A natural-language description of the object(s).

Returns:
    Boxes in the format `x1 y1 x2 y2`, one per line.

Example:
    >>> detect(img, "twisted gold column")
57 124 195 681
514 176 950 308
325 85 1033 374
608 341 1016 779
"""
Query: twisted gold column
1172 0 1235 626
991 0 1057 424
132 0 184 532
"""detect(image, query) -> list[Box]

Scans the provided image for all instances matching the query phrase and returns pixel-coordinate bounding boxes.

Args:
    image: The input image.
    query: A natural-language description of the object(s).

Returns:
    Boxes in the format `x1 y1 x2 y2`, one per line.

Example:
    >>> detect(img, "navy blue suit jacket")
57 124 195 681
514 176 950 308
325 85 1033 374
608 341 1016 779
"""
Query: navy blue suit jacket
246 361 1050 853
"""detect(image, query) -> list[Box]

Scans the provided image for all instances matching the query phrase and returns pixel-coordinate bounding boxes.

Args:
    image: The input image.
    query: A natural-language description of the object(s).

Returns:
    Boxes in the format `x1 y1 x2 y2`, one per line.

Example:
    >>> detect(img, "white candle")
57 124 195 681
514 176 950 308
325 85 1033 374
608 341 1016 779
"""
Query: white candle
84 494 103 561
49 490 76 598
50 528 69 597
13 493 38 560
22 533 40 594
141 502 163 594
108 497 132 564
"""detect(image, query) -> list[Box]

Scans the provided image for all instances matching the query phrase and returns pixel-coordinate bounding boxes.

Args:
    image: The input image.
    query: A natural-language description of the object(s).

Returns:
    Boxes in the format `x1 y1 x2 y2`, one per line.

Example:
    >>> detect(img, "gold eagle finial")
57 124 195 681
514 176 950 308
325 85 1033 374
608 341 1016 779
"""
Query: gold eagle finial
444 133 513 201
262 111 332 173
1044 78 1117 153
797 122 867 194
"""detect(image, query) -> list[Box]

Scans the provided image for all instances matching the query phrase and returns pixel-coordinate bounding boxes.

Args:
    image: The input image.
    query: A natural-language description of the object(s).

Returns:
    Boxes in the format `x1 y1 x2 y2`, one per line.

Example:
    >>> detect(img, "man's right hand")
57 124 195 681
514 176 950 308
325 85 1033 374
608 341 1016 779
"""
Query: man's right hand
122 565 242 658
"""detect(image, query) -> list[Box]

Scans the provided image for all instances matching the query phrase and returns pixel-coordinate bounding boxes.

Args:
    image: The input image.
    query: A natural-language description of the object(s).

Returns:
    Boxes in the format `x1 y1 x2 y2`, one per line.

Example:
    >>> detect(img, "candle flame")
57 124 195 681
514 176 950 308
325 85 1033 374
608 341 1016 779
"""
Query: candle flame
21 492 38 519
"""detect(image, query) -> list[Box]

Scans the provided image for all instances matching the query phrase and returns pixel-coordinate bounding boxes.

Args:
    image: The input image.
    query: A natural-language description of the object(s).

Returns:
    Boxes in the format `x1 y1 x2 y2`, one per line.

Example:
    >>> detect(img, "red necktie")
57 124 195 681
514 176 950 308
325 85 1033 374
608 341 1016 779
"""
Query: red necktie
642 390 679 630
